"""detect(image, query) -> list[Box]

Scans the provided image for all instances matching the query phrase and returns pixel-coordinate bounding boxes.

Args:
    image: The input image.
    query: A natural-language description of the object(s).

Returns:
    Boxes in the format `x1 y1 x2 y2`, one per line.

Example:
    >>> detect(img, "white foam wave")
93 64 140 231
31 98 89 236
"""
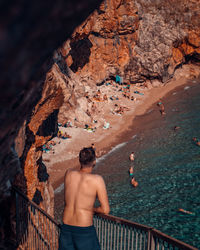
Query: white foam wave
54 183 64 194
184 86 190 90
146 109 153 114
96 141 127 164
132 134 137 139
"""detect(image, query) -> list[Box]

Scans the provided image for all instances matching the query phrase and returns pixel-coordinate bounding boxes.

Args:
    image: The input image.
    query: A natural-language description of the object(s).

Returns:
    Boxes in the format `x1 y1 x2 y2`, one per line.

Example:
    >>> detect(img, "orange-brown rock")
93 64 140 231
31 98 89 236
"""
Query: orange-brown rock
60 0 200 85
188 31 200 48
17 79 64 216
60 0 139 84
172 48 184 64
181 43 195 56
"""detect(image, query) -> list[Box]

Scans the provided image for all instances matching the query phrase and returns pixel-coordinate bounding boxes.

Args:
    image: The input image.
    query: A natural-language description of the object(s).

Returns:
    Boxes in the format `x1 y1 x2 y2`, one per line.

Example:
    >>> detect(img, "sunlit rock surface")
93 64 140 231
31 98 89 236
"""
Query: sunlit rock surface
52 0 200 138
61 0 200 85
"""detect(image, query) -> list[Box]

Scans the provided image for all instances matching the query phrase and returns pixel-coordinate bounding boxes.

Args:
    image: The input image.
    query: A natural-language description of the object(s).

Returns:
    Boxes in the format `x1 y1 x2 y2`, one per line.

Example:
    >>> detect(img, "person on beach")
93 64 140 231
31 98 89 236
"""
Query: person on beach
85 92 92 103
91 143 96 151
129 152 135 162
103 94 108 101
59 147 110 250
91 102 97 113
157 99 166 116
86 109 91 117
57 130 62 138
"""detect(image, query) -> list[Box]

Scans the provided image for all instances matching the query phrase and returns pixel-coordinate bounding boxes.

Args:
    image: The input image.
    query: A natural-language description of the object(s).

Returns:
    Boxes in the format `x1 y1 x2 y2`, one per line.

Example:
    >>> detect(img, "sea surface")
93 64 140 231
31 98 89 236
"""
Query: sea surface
94 79 200 248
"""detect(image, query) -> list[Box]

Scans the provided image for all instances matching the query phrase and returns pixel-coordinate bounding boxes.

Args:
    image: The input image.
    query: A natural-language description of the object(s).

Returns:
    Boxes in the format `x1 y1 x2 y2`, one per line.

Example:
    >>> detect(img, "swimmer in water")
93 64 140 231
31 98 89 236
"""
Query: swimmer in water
178 208 195 215
129 166 134 177
192 137 200 146
157 99 166 116
129 152 135 162
131 177 138 187
174 126 180 131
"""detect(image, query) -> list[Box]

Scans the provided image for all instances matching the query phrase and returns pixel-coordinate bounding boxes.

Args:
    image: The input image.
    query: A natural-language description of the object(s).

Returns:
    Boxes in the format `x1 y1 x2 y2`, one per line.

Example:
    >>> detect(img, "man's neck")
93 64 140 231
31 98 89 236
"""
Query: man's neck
80 166 92 174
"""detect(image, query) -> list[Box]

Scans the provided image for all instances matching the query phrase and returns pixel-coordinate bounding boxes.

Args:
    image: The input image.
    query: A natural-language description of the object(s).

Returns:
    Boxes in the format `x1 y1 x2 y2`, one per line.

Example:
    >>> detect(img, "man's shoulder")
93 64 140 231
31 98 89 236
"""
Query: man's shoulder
65 168 78 177
83 173 102 181
91 174 104 184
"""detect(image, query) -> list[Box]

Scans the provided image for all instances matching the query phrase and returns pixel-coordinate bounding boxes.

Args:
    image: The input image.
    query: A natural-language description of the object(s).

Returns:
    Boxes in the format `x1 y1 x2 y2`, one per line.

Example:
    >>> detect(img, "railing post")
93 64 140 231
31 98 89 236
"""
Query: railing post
147 228 155 250
147 228 151 250
15 191 20 245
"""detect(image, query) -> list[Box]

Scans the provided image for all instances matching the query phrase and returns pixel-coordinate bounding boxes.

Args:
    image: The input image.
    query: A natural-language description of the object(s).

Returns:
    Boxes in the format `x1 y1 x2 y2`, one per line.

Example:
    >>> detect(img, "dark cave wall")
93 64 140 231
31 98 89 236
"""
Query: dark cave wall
0 0 102 202
0 0 102 246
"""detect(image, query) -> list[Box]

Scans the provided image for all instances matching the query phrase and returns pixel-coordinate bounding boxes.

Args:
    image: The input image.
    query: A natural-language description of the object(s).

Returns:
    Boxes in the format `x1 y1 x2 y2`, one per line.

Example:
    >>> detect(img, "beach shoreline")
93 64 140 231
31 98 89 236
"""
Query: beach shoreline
42 64 200 193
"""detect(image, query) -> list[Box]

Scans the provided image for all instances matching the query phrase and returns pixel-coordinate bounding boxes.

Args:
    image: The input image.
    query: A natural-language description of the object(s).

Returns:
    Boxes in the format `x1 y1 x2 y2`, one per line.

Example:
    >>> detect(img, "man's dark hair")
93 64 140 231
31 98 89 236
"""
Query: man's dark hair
79 147 96 166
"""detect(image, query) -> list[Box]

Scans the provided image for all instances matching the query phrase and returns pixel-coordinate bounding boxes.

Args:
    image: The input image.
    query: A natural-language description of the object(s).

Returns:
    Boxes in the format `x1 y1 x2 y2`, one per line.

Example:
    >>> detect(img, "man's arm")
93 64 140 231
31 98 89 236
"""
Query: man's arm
64 168 73 205
93 176 110 214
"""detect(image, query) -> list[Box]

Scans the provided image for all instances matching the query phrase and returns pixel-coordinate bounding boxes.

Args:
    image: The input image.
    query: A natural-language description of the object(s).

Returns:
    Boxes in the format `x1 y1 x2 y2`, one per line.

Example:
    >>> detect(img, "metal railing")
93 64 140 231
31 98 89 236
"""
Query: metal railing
14 187 197 250
14 187 60 249
94 213 198 250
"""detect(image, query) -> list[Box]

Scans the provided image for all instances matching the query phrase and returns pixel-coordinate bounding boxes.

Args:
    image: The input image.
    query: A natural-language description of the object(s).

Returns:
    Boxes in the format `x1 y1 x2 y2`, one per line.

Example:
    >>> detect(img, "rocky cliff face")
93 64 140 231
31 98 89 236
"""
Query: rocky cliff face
60 0 200 87
16 77 64 214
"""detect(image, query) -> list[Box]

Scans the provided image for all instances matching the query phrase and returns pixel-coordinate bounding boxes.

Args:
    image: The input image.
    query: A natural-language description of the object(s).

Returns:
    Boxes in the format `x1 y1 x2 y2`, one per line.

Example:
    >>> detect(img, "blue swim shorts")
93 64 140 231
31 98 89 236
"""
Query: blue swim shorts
58 223 101 250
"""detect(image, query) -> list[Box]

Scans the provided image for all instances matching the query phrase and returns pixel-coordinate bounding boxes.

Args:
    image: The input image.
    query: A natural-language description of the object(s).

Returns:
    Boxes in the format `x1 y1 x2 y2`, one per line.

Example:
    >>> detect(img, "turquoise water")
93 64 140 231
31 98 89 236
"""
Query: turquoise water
94 80 200 248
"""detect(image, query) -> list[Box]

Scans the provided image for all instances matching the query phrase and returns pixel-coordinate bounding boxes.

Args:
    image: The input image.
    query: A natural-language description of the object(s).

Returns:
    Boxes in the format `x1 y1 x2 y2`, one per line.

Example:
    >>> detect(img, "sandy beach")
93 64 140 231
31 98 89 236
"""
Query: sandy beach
42 64 200 194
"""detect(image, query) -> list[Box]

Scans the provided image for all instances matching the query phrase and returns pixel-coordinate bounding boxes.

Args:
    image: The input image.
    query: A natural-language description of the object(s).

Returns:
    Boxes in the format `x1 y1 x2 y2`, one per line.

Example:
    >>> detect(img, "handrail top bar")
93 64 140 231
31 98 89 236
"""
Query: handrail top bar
94 212 152 232
95 212 198 250
151 229 198 250
13 186 59 227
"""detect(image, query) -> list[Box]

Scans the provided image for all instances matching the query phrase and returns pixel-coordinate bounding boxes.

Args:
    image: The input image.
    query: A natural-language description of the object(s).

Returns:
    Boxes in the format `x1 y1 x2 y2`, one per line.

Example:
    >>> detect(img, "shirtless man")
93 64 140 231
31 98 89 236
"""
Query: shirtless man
59 147 110 250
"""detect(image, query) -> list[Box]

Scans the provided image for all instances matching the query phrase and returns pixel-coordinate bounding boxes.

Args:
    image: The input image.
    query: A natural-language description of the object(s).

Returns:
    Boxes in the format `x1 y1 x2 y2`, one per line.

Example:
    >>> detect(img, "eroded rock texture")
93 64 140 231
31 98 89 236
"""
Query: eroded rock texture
61 0 200 86
18 79 64 214
0 0 102 246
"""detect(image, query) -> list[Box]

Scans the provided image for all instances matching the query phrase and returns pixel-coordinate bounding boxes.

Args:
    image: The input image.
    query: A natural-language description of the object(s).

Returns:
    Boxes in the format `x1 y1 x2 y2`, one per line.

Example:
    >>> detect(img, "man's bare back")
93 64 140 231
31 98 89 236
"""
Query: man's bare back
63 169 109 227
59 147 109 249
